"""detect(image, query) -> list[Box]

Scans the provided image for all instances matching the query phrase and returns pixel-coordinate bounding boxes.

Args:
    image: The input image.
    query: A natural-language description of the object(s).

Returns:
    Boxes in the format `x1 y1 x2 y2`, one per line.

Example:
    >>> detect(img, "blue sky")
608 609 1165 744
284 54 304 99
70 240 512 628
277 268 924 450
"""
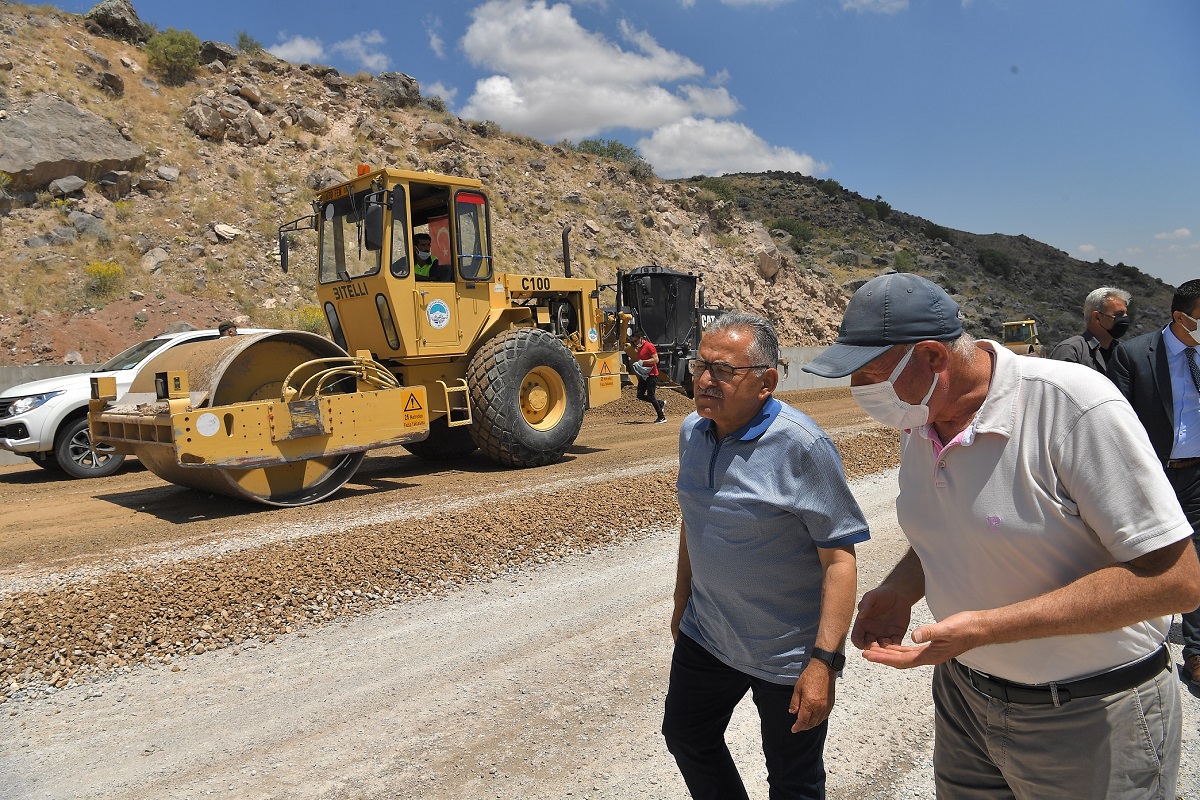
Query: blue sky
48 0 1199 288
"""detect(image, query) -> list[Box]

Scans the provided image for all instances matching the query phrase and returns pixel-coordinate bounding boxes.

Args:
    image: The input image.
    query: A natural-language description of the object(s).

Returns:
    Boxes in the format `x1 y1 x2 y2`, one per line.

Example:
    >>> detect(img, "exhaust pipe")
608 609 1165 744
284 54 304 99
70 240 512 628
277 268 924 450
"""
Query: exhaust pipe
562 224 572 278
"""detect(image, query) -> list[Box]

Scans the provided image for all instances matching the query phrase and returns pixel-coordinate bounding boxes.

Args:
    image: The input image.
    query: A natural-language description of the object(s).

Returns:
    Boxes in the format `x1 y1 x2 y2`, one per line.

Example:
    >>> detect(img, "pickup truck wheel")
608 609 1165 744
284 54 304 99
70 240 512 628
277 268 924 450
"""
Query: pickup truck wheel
467 327 586 468
54 416 125 479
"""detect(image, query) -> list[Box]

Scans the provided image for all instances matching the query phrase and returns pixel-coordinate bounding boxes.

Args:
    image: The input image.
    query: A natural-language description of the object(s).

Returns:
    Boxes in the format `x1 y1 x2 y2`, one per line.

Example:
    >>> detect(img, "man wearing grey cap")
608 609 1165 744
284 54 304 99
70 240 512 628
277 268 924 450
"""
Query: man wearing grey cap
803 273 1200 799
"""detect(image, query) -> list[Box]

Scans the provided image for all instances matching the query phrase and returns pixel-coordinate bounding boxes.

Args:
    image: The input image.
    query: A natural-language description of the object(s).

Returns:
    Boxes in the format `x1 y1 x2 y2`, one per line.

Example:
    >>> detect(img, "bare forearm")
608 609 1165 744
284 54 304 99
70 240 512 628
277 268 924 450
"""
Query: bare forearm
673 524 692 603
976 539 1200 646
879 547 926 605
814 546 858 652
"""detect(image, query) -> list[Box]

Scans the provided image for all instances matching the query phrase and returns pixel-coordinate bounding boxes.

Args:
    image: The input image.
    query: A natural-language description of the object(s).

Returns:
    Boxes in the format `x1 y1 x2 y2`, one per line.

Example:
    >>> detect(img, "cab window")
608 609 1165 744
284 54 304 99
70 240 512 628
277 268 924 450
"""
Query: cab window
389 187 410 278
455 190 493 280
318 190 384 284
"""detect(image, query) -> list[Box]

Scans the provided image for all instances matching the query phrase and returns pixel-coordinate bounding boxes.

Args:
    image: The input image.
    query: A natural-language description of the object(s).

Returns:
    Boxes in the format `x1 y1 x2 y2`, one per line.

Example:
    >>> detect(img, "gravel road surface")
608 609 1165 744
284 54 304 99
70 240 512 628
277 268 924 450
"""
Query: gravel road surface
1 388 1197 799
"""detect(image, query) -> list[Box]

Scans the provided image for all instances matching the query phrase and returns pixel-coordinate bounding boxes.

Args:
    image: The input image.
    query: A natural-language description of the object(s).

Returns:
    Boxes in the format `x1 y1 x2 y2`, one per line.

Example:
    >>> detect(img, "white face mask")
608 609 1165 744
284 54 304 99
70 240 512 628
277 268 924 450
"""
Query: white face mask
416 249 431 260
851 345 939 430
1179 312 1200 347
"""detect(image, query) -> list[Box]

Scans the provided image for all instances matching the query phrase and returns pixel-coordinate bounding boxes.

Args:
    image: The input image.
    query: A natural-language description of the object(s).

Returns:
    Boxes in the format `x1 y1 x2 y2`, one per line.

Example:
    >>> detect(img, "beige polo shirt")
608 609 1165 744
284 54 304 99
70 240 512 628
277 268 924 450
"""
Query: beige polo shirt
897 341 1192 684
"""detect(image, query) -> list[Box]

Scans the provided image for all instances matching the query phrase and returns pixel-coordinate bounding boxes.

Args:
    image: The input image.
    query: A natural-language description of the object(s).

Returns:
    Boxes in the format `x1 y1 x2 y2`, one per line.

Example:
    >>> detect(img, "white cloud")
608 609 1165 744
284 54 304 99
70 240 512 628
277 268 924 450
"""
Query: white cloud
458 0 738 140
425 16 446 59
638 117 827 179
268 34 325 64
424 81 459 104
331 30 390 72
841 0 909 13
268 30 390 71
1154 227 1193 240
1078 244 1097 255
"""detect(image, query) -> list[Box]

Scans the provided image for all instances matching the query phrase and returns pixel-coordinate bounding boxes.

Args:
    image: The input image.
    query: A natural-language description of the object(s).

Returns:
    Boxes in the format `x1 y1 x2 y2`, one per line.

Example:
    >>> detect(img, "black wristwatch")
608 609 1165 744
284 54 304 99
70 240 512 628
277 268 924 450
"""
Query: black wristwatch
809 647 846 673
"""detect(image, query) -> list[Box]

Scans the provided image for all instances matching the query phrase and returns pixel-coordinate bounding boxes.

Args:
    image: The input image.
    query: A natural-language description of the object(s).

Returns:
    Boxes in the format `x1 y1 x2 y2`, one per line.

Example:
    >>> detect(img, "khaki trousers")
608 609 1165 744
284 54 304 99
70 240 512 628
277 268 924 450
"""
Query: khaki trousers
931 658 1181 799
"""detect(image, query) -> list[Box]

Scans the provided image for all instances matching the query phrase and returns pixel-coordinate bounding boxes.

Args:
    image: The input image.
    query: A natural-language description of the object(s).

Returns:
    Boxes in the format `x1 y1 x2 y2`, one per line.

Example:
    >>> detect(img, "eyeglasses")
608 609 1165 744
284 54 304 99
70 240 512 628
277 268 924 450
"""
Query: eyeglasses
688 358 769 383
1098 311 1128 319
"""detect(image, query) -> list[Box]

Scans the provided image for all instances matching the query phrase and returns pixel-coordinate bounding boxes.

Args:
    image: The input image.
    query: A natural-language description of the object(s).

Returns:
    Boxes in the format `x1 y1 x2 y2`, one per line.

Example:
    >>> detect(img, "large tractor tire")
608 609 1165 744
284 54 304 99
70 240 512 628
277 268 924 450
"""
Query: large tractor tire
402 415 478 461
466 327 586 468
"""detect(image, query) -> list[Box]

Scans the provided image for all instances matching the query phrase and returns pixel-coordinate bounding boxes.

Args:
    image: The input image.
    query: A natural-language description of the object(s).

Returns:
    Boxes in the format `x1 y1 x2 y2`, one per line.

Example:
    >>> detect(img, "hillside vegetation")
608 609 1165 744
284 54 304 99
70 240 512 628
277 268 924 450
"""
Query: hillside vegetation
0 2 1174 366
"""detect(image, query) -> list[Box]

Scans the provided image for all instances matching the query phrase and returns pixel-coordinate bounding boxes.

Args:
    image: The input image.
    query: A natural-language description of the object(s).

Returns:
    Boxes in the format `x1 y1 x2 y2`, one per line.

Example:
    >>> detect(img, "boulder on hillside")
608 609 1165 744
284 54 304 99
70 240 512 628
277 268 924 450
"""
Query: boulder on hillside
0 97 145 192
183 103 226 140
83 0 151 44
199 41 239 67
371 72 420 109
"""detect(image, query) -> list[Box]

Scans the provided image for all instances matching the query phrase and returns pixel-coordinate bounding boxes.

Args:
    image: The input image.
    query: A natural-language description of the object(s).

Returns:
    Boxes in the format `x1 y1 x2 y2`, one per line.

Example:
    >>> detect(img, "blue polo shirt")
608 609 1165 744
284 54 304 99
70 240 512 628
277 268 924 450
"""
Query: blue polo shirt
677 396 870 684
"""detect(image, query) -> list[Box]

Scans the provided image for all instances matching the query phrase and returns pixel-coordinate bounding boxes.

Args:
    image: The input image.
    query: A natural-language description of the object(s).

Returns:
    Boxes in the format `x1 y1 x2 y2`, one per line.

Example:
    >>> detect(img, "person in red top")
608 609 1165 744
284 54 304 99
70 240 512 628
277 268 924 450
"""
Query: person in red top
632 330 667 423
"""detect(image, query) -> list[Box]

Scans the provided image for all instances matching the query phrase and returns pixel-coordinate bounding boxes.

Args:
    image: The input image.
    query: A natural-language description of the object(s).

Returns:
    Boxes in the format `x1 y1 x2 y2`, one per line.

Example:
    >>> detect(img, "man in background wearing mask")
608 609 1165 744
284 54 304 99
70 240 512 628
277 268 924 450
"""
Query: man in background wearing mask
1049 286 1132 373
803 273 1200 799
413 232 452 281
1109 279 1200 689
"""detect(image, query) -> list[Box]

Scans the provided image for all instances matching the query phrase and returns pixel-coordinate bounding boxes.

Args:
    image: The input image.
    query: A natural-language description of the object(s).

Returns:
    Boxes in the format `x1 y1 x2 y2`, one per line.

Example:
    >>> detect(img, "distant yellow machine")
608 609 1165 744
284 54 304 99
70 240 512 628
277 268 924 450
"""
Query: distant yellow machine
1001 319 1042 356
89 167 632 506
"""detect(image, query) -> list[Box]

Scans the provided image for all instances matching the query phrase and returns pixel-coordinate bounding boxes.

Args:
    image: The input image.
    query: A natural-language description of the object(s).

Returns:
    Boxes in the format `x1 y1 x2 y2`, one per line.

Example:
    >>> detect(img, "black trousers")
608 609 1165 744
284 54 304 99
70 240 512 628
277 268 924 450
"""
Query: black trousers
662 633 828 800
636 374 659 409
1166 462 1200 659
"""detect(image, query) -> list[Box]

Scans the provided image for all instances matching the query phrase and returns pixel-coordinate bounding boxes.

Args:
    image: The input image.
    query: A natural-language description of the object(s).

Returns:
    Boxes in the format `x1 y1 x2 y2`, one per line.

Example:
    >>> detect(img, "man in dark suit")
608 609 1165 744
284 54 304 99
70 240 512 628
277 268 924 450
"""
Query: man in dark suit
1109 279 1200 686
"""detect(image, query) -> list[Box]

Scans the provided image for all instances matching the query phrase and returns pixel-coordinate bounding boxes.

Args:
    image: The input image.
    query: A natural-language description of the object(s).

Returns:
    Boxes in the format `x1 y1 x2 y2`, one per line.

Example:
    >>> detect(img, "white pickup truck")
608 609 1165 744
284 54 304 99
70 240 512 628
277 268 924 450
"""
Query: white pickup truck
0 327 273 478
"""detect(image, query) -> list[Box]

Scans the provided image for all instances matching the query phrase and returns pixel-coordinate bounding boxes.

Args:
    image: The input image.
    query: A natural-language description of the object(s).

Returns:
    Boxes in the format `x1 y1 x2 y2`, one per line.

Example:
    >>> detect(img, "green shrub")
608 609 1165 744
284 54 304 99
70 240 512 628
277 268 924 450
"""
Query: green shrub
420 95 447 113
893 250 916 272
236 31 264 55
572 138 657 180
51 198 71 218
294 304 326 334
923 222 952 243
816 178 842 197
114 200 134 220
84 260 125 299
770 219 815 245
145 28 202 85
627 158 656 182
695 177 736 202
857 196 892 222
977 248 1014 278
0 171 11 191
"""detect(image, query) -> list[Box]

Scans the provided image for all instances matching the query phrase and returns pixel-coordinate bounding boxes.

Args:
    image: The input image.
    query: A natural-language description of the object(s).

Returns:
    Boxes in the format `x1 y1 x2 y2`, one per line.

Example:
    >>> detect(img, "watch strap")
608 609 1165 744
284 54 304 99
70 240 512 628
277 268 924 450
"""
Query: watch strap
810 647 846 672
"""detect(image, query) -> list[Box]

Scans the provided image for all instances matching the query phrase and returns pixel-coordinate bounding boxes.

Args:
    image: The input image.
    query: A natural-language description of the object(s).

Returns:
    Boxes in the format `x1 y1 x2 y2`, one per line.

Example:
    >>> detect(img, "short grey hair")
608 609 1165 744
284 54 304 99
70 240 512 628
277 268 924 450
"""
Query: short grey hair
1083 287 1131 319
949 331 977 362
705 312 779 374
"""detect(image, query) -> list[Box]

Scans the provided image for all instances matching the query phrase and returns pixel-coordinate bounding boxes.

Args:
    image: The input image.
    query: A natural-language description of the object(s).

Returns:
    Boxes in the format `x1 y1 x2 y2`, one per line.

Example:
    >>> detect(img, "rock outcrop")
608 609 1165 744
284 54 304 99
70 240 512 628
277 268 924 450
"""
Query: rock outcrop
0 97 145 192
83 0 150 43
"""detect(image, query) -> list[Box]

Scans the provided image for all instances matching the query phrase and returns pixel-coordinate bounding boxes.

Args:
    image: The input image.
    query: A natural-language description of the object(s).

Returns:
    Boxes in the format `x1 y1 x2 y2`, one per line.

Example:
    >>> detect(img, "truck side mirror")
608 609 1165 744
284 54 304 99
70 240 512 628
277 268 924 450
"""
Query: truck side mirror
279 234 289 273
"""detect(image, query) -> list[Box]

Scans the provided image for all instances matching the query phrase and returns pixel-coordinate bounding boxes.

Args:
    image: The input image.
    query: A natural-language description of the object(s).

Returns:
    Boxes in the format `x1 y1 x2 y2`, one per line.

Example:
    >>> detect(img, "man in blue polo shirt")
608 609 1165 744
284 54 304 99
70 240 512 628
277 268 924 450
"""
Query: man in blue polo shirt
663 312 869 799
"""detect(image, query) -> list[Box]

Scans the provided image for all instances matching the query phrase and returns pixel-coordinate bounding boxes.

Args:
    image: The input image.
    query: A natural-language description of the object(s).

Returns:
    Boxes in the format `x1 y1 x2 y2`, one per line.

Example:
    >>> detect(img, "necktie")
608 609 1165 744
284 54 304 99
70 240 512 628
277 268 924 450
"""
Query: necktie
1186 348 1200 395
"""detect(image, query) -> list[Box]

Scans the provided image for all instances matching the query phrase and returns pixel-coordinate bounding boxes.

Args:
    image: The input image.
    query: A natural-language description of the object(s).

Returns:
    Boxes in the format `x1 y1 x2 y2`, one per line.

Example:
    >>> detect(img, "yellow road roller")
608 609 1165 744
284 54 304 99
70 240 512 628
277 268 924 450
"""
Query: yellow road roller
88 167 629 506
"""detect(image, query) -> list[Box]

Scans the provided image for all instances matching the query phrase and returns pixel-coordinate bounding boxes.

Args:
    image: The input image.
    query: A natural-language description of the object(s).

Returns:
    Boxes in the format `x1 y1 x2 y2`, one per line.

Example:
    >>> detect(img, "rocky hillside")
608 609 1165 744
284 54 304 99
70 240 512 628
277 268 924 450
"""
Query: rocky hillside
0 1 1173 366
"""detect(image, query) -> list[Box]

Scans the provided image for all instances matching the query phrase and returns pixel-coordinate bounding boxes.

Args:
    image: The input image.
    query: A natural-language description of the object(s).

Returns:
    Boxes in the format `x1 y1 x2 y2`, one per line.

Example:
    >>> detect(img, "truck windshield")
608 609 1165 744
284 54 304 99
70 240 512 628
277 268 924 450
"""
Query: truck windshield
318 191 383 284
1004 324 1033 343
97 337 170 371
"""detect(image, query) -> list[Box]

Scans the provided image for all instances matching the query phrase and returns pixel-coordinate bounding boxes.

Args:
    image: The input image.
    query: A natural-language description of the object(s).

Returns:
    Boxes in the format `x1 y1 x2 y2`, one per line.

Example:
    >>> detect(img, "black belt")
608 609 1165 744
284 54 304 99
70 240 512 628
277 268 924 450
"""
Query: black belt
1166 457 1200 469
953 645 1171 706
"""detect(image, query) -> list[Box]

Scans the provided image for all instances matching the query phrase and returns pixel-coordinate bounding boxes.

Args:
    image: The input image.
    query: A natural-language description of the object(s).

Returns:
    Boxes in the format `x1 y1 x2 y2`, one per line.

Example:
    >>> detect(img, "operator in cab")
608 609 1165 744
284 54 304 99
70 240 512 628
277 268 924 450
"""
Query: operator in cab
414 232 452 282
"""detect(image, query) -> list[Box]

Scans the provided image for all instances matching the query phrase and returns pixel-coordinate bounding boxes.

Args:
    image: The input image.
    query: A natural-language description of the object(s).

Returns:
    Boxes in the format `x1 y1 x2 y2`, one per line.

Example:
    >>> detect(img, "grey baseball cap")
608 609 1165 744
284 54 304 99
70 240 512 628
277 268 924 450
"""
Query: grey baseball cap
802 273 963 378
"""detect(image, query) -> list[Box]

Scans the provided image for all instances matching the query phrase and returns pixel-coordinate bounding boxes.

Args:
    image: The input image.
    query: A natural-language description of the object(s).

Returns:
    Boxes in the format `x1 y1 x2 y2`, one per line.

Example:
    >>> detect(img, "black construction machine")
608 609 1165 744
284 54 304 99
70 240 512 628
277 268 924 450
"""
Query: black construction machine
614 266 728 398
